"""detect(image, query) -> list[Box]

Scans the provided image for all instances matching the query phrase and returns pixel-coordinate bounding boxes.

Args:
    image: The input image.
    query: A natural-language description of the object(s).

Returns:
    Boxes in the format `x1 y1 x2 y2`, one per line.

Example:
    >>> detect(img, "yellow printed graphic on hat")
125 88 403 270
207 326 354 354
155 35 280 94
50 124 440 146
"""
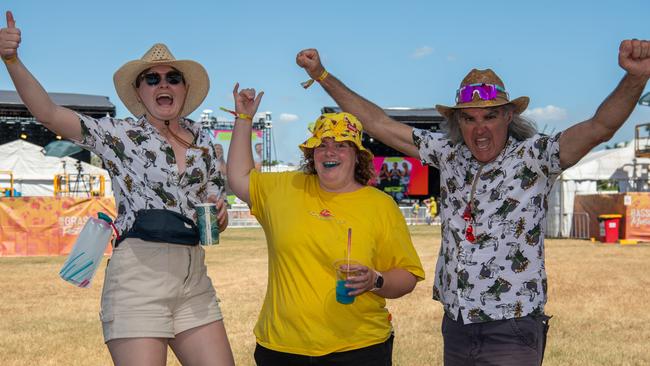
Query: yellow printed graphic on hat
299 112 370 156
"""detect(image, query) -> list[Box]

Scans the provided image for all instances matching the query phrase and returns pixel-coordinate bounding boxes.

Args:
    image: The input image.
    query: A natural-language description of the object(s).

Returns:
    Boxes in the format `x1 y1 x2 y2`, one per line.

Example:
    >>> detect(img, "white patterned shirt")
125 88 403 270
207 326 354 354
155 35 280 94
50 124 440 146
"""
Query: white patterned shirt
413 129 562 323
72 114 224 234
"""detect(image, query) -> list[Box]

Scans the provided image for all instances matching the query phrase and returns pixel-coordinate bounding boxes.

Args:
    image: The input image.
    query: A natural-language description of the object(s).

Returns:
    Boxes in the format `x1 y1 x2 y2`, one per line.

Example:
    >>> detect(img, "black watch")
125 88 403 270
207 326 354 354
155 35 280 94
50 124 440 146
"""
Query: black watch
370 270 384 292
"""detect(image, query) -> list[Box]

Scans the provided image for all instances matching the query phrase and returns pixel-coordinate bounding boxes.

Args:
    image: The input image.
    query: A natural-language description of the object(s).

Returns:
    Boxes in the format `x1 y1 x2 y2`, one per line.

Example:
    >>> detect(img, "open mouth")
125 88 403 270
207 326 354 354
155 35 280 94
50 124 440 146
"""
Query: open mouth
156 93 174 106
322 161 340 168
475 138 490 150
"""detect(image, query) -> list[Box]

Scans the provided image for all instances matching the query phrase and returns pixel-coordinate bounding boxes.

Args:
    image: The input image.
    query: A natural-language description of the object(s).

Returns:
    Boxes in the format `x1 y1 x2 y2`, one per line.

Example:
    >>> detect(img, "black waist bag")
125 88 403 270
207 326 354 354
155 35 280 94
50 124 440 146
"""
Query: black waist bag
117 209 199 247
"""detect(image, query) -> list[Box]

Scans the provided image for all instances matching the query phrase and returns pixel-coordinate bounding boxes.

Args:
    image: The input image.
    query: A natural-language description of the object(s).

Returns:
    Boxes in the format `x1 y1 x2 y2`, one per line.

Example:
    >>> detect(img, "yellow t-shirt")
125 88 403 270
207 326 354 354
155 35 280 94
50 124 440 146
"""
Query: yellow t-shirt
249 170 424 356
429 198 437 216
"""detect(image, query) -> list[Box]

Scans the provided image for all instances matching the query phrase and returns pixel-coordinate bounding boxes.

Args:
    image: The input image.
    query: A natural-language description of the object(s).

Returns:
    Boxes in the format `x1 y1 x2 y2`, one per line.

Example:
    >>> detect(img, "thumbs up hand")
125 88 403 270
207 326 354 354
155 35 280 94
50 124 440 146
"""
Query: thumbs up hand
0 11 21 62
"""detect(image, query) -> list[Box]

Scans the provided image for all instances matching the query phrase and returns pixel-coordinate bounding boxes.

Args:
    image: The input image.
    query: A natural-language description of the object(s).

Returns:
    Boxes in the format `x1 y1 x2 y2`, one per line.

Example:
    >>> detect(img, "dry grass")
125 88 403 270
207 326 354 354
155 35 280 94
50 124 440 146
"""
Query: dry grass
1 226 649 365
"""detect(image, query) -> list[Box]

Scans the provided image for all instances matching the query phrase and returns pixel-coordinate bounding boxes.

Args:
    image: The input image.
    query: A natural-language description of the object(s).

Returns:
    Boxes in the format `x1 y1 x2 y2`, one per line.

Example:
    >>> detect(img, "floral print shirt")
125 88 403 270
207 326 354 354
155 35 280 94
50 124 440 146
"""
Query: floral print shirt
413 129 562 324
72 114 224 235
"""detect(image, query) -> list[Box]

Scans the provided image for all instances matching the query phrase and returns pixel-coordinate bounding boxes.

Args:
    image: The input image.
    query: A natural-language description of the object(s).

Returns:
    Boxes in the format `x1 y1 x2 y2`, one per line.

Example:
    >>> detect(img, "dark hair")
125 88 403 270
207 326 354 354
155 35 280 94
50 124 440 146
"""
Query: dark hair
300 142 376 185
443 104 537 144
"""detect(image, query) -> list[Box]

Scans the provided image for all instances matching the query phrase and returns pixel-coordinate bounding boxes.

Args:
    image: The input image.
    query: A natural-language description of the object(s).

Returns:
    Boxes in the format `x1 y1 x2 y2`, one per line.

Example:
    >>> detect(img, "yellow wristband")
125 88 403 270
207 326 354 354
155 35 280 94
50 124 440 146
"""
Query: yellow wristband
301 69 328 89
2 55 17 64
317 70 329 82
236 113 252 121
219 106 252 121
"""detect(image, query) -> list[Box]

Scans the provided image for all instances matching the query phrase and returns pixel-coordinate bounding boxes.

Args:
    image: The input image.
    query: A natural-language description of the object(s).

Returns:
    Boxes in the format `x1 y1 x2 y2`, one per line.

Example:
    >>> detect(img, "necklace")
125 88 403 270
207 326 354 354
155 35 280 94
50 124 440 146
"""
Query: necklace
462 139 510 243
162 119 208 154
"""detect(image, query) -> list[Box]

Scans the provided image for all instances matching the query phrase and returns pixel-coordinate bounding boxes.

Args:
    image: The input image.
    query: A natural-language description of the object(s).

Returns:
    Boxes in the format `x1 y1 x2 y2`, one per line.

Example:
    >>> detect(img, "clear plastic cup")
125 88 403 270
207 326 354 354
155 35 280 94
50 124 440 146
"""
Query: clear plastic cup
334 259 362 304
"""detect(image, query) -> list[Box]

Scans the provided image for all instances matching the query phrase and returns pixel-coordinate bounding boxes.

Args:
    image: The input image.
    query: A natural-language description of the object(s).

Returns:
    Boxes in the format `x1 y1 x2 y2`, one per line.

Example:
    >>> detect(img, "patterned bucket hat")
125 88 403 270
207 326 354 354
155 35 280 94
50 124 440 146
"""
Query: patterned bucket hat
435 68 529 119
113 43 209 118
299 112 372 157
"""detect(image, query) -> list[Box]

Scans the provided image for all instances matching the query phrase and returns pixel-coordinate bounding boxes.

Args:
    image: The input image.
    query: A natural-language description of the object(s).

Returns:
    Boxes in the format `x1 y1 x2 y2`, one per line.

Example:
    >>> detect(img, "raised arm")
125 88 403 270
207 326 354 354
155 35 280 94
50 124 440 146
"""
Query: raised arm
296 49 419 158
226 83 264 206
0 11 81 140
559 39 650 169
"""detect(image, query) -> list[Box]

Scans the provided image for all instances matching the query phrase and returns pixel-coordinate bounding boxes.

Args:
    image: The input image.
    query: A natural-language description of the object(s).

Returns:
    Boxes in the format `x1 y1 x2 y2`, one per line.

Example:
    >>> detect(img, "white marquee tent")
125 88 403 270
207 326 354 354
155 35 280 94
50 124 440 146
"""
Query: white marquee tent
0 139 112 197
547 141 650 237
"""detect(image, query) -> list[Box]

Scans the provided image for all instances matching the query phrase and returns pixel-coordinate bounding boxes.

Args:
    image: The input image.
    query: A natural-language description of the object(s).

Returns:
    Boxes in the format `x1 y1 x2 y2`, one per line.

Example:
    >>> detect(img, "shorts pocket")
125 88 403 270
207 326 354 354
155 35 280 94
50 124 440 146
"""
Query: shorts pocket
99 259 116 322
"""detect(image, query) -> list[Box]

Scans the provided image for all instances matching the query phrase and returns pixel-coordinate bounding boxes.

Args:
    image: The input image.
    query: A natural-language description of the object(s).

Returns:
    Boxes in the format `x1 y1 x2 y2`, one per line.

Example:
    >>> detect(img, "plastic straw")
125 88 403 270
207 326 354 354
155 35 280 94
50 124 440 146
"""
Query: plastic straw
347 228 352 269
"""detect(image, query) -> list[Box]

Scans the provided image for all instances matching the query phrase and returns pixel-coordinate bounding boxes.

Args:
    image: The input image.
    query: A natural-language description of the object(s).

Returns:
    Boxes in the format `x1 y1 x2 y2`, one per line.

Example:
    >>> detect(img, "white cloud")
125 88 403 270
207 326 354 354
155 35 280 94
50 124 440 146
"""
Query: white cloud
411 46 433 59
523 105 568 122
279 113 299 123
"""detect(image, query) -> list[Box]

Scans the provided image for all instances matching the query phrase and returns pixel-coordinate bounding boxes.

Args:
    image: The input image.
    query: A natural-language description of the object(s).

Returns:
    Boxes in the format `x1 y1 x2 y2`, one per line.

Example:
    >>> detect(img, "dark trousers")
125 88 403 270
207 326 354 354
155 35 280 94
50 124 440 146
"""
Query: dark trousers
254 334 394 366
442 313 551 366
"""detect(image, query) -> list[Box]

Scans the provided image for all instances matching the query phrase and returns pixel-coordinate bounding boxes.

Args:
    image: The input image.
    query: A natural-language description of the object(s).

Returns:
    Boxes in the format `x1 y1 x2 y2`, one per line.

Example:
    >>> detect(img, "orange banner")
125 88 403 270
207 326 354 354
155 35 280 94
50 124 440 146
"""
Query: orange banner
0 197 116 256
574 192 650 242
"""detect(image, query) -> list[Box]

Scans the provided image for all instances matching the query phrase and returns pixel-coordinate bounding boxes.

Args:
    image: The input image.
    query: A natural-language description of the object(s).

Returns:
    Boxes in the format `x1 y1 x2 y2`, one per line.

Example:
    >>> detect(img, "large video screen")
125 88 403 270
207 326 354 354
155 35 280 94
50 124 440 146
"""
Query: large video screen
211 129 264 170
371 156 428 201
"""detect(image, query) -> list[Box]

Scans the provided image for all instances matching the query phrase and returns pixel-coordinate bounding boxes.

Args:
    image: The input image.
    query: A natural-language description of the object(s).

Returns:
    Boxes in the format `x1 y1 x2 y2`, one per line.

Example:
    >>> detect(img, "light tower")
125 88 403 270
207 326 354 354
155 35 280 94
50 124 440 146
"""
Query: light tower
252 112 273 171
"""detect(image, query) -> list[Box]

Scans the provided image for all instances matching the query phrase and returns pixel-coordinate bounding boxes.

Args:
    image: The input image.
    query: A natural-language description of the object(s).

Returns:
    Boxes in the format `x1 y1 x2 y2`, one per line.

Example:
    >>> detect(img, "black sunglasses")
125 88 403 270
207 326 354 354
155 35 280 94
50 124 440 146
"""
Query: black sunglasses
137 70 185 87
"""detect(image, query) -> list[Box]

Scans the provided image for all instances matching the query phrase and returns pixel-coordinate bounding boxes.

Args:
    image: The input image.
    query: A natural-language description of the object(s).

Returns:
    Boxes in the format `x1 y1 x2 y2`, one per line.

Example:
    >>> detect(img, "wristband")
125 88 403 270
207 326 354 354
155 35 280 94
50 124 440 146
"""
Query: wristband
219 107 252 121
300 70 329 89
2 55 17 64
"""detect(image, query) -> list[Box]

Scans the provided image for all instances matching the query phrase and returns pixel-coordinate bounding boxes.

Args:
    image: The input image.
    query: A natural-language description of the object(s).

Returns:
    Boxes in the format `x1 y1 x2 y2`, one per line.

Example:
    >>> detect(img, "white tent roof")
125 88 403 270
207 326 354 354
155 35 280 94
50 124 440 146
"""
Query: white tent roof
561 142 650 180
0 139 112 196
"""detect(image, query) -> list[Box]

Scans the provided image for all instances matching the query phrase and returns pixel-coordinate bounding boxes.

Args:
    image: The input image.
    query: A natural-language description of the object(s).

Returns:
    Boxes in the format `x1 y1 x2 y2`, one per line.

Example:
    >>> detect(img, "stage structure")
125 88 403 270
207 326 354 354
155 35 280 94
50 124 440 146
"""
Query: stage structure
321 106 444 203
0 90 116 158
0 90 116 197
200 109 274 172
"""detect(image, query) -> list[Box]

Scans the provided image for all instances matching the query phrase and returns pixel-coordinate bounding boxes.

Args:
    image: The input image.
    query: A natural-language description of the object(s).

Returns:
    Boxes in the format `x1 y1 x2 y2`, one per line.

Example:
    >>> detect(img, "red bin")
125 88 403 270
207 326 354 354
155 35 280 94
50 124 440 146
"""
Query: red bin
598 214 622 243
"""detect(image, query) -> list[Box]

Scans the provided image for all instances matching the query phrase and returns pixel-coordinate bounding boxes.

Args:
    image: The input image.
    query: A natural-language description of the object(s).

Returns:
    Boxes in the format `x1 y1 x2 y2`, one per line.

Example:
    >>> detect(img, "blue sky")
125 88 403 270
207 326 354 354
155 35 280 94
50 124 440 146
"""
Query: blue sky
1 0 649 164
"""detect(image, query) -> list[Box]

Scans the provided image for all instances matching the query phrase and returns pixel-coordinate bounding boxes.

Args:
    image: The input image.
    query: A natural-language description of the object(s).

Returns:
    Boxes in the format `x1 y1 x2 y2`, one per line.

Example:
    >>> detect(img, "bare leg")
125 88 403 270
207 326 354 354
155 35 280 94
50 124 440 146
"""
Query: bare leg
169 320 235 366
106 337 168 366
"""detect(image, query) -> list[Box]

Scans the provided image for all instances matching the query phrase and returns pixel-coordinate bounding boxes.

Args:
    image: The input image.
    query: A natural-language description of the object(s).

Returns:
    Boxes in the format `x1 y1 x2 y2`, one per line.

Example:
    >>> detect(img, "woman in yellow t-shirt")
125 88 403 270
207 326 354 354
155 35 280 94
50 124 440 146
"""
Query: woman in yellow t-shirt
226 85 424 365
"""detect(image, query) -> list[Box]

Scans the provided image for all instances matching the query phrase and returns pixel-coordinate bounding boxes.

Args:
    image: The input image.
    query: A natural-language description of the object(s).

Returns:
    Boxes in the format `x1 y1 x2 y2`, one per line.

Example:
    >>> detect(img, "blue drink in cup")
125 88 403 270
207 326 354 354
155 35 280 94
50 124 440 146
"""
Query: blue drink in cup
195 203 219 245
334 259 361 304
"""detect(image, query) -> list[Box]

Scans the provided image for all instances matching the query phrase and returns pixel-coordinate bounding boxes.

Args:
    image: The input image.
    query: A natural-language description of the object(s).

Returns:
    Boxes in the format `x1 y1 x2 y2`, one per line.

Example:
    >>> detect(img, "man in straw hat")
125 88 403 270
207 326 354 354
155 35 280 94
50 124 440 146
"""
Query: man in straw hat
0 11 235 365
297 39 650 365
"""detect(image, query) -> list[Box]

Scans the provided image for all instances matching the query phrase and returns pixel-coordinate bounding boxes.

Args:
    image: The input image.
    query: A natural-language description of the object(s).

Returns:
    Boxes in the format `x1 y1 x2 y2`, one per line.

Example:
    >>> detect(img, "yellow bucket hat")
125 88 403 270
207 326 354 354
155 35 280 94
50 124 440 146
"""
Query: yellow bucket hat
299 112 372 157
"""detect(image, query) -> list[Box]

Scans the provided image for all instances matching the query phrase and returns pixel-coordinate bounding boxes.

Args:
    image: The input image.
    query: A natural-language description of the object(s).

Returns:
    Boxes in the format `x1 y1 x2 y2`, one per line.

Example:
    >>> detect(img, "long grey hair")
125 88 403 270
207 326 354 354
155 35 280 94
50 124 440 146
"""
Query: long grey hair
442 104 538 144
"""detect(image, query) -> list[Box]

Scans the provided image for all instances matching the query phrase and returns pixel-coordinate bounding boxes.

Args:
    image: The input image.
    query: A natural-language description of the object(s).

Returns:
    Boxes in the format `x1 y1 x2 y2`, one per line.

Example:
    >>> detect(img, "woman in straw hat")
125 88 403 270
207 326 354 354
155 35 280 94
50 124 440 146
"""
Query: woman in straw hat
0 11 234 366
227 85 424 365
297 40 650 365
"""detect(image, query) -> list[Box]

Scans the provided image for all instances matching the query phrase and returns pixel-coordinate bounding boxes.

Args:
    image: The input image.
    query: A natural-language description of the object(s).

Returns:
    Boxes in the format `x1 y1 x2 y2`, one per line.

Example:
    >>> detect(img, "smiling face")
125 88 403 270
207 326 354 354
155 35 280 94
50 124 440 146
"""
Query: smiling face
313 137 360 193
457 106 512 163
136 65 187 124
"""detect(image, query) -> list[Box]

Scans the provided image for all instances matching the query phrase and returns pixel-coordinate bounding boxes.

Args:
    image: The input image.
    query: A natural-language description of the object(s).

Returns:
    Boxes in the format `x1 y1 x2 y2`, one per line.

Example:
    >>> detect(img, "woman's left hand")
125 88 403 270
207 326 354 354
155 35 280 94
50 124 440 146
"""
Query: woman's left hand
345 264 377 296
233 83 263 120
207 194 229 232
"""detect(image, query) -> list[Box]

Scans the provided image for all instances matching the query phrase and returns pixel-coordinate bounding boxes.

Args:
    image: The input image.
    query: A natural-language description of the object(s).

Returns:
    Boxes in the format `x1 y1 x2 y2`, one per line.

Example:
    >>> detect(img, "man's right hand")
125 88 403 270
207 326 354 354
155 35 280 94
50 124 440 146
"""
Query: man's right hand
296 48 326 80
0 11 20 61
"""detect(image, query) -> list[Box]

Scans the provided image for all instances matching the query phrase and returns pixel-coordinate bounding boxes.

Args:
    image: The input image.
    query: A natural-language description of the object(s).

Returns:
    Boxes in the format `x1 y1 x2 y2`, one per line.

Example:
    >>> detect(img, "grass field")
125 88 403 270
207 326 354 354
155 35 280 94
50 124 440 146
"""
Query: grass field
1 225 650 365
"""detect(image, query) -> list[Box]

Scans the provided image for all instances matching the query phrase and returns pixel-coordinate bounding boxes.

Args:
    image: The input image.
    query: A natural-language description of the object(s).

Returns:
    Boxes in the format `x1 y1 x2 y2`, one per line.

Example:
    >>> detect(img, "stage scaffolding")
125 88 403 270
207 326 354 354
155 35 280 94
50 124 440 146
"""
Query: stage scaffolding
200 110 274 171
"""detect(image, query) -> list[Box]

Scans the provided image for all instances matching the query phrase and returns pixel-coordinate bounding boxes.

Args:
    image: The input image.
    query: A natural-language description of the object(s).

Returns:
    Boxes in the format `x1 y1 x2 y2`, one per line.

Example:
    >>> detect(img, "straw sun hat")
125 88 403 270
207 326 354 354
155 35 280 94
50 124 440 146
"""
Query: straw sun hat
435 68 529 120
113 43 209 118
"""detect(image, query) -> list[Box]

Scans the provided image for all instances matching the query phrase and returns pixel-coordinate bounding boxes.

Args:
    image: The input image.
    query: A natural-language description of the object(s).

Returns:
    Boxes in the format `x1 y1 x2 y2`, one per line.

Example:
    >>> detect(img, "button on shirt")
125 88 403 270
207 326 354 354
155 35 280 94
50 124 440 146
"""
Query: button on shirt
413 129 562 324
72 114 225 235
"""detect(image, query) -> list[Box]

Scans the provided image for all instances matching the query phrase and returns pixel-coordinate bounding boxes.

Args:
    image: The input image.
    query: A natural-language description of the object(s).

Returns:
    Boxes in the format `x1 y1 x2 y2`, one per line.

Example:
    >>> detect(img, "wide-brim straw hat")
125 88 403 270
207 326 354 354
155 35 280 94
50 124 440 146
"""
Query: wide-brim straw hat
299 112 373 158
113 43 209 118
435 68 529 120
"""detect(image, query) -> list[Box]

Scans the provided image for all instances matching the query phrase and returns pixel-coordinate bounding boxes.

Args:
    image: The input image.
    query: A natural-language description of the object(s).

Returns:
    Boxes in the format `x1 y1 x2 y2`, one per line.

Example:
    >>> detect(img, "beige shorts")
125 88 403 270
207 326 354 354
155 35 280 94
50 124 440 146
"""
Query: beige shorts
100 238 222 342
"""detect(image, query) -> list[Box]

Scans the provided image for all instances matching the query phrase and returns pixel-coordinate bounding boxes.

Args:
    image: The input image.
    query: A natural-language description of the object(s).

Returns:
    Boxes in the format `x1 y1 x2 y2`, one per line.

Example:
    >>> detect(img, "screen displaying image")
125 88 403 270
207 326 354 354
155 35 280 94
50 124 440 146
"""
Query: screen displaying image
371 156 428 201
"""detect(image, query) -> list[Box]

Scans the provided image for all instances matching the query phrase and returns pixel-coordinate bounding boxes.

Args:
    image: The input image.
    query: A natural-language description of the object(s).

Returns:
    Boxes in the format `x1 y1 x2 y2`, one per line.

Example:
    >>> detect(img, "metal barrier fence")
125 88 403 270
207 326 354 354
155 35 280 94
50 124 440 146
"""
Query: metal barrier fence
227 208 260 228
546 212 591 239
227 207 440 228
